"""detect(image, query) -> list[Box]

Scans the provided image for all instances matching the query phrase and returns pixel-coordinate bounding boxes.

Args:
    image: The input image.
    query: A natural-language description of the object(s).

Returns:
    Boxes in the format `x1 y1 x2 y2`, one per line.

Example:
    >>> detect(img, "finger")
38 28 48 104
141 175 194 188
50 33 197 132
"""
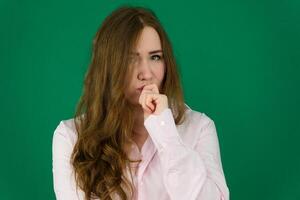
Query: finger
140 92 152 113
139 85 154 105
144 84 159 94
143 97 153 113
146 103 153 113
143 83 159 94
139 86 152 103
145 93 159 111
145 94 155 111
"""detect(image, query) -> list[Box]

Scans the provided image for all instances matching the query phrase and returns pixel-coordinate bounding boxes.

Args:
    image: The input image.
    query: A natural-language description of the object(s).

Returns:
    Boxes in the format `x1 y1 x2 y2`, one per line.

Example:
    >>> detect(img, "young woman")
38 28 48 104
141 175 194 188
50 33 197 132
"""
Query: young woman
52 5 229 200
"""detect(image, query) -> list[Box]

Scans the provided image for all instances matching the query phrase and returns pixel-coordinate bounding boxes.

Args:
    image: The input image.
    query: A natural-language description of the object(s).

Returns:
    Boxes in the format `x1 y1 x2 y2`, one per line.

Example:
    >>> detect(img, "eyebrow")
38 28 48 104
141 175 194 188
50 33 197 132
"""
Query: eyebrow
130 50 163 55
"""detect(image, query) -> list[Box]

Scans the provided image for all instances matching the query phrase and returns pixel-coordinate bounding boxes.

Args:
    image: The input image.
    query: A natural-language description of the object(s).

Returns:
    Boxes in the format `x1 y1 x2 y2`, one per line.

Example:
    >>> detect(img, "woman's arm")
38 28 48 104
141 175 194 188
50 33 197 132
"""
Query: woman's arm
52 121 85 200
144 108 230 200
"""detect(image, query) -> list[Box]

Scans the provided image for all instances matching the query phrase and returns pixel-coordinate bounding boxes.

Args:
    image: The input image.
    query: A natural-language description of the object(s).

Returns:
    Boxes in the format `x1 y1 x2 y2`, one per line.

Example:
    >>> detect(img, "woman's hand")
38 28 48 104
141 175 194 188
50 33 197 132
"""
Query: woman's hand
138 83 169 120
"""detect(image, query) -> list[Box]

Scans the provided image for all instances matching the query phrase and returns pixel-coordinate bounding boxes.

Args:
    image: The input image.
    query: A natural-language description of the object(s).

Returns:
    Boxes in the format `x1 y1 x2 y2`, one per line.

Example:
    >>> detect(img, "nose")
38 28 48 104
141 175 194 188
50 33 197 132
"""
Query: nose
137 58 153 81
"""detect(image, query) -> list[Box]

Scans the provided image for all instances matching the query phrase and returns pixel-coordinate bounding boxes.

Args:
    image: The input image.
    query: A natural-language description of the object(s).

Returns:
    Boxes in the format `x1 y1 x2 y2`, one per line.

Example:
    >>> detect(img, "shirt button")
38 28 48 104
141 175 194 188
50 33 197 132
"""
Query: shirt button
160 120 165 126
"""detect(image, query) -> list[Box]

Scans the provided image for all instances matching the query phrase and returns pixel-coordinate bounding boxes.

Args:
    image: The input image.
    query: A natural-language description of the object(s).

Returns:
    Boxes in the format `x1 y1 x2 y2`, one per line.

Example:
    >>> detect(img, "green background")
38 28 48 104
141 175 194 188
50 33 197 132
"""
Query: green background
1 0 299 199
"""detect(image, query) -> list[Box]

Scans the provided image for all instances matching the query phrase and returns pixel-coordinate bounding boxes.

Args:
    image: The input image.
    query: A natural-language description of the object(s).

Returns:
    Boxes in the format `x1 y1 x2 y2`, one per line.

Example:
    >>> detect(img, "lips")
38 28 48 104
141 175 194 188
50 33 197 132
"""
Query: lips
137 85 146 91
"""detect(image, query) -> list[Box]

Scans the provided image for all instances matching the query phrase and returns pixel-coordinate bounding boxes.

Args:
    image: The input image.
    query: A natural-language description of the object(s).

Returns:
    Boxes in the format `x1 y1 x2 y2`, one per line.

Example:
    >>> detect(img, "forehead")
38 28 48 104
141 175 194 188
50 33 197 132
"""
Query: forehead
132 26 162 54
130 50 163 56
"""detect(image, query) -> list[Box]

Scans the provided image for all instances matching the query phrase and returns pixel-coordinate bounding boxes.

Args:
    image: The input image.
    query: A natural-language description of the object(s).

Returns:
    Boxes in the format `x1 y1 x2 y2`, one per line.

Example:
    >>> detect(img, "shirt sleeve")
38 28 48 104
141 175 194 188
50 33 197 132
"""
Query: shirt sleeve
144 108 230 200
52 121 85 200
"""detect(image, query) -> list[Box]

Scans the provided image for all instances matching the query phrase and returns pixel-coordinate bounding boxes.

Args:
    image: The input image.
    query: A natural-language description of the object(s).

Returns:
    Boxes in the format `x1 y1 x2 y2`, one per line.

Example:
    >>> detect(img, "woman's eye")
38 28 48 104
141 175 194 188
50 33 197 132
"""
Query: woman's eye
151 55 162 61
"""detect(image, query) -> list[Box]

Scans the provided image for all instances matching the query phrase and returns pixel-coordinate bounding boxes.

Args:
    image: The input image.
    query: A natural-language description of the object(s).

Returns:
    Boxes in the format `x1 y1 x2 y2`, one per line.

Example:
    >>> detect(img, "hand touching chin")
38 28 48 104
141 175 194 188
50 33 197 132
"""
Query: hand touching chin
138 83 169 120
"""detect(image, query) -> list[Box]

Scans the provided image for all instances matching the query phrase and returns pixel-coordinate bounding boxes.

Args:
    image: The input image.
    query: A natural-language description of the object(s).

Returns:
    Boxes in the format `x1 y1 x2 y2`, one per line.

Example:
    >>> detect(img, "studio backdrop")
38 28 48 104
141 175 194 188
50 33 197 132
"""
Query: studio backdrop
0 0 299 199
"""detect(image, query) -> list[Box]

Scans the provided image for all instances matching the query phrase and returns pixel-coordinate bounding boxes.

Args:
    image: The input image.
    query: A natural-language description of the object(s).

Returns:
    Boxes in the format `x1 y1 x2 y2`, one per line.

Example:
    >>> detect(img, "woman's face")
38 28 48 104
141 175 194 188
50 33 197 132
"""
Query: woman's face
125 26 165 105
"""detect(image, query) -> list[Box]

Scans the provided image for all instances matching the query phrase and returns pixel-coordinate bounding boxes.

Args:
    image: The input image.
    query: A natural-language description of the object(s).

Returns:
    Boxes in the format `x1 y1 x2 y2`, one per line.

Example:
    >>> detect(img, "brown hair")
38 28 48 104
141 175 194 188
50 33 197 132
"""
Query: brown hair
71 5 187 200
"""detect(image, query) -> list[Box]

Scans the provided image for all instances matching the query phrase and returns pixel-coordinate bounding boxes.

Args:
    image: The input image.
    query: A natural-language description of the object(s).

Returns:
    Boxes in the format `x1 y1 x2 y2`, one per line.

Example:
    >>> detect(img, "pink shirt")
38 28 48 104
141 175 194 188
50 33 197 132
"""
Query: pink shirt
52 104 229 199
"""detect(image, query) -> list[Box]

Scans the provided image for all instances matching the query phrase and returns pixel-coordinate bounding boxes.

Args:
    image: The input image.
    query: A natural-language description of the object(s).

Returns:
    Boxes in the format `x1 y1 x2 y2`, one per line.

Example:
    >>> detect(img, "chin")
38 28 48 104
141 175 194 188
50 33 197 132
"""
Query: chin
125 96 139 106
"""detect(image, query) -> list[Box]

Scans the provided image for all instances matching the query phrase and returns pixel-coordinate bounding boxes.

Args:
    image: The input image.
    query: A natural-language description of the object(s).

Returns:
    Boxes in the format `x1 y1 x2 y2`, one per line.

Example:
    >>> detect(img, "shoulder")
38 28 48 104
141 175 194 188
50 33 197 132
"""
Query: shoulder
52 118 87 199
178 103 217 145
52 117 78 150
182 103 215 130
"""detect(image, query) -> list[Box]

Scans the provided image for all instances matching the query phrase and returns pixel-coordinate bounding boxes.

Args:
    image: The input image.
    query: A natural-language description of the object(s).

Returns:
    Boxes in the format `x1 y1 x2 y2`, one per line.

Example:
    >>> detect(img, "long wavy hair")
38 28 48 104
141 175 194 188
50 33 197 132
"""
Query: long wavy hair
71 5 187 200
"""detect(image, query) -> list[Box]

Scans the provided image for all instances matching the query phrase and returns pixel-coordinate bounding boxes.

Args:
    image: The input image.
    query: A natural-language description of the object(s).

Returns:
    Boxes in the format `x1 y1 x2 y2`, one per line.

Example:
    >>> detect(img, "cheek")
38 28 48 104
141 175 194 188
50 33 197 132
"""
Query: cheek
156 63 166 82
124 78 134 97
125 69 137 90
126 82 135 96
125 73 139 97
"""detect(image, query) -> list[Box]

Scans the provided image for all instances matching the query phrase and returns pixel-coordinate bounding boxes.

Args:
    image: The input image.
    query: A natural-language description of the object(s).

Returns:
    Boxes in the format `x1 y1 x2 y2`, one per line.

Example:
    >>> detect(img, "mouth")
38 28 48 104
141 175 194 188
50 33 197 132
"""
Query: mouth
137 85 146 91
